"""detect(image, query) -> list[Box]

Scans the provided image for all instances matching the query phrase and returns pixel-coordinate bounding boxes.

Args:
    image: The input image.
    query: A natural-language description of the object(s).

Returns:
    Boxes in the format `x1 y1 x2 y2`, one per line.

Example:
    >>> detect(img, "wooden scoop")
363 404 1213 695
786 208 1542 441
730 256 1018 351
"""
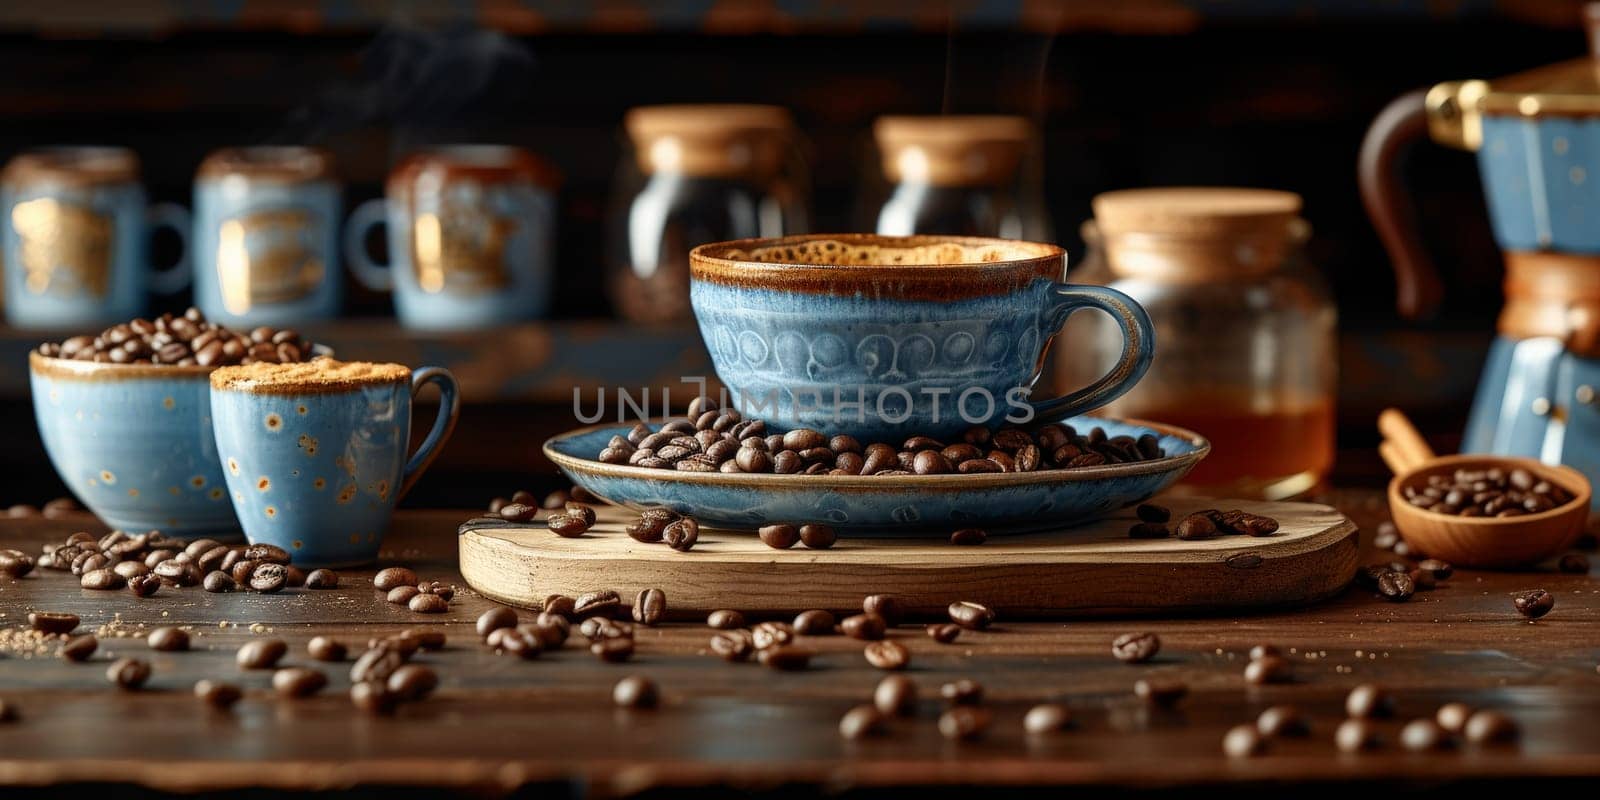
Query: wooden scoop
1379 408 1590 568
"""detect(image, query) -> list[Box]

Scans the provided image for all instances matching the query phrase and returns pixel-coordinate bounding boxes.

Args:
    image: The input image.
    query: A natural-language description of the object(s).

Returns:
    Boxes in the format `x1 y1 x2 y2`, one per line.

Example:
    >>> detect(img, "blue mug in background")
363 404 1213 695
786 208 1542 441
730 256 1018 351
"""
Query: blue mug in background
192 147 342 328
2 147 190 329
345 145 557 330
209 360 460 566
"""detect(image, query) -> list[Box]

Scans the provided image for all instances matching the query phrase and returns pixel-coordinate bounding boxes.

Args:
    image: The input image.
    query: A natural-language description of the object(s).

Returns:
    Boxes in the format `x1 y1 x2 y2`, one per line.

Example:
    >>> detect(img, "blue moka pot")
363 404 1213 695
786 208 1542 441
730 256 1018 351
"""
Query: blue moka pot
1362 5 1600 514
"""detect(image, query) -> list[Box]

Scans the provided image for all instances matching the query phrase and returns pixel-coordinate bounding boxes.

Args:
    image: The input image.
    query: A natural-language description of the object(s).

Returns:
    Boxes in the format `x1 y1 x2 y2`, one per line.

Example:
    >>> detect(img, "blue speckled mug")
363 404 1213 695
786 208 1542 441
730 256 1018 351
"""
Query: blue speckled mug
689 234 1154 440
30 353 239 536
209 361 459 566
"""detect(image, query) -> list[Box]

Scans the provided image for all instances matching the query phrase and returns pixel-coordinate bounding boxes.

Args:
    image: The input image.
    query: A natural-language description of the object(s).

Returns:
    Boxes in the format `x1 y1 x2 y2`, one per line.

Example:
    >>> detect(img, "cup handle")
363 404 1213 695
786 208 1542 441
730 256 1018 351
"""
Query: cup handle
344 198 393 292
1025 283 1155 425
398 367 461 501
146 202 192 294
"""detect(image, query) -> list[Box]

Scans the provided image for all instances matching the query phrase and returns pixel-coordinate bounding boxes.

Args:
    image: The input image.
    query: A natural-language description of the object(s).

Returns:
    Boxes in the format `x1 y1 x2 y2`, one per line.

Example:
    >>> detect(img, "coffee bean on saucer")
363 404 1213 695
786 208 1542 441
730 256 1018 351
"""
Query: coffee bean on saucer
249 563 288 593
409 593 448 614
948 600 995 630
60 634 98 662
939 706 991 740
305 569 339 589
863 640 910 670
547 513 590 538
1134 679 1187 708
1223 724 1267 757
1244 654 1292 685
613 675 659 710
1345 684 1394 718
107 658 151 690
926 623 961 644
706 609 745 630
29 612 78 635
1513 589 1554 619
194 680 243 710
839 613 887 641
1111 632 1160 663
237 639 288 670
273 667 327 698
1256 705 1310 737
793 609 834 635
759 524 799 550
839 705 887 739
1464 710 1519 744
148 627 189 652
664 517 699 551
308 636 347 662
798 524 836 549
950 528 987 546
373 567 418 591
632 588 667 626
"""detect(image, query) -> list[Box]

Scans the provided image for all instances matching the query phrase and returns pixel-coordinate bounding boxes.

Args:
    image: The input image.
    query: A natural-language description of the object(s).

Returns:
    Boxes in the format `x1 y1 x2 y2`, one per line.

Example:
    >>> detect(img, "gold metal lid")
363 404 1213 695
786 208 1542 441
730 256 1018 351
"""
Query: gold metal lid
2 147 139 188
197 147 335 182
1091 187 1303 281
873 115 1032 187
624 104 794 179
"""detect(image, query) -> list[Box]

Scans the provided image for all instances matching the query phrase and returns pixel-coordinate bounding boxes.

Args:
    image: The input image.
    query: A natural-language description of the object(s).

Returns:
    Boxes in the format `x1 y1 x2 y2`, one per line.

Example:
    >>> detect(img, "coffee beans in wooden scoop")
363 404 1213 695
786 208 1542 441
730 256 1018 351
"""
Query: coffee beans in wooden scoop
1403 466 1576 517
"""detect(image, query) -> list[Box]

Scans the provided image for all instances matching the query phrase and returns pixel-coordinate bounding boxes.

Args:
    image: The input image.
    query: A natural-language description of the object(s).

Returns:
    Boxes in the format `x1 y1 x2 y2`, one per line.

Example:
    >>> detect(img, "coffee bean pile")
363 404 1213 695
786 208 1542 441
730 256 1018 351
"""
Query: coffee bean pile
1402 466 1576 517
29 529 335 597
594 397 1167 476
341 630 446 714
35 307 321 367
1356 556 1454 603
475 591 644 664
373 566 455 614
1126 503 1280 540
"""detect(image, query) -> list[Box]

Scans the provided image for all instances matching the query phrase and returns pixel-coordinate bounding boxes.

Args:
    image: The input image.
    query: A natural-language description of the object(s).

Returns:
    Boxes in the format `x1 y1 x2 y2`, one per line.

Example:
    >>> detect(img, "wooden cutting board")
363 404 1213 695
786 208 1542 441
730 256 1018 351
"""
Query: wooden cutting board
458 498 1358 618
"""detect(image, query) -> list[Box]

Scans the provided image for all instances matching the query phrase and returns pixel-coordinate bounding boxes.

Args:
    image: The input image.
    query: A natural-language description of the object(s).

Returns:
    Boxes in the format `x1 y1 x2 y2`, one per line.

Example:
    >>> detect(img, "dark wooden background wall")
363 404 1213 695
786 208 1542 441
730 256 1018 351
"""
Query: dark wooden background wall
0 1 1583 505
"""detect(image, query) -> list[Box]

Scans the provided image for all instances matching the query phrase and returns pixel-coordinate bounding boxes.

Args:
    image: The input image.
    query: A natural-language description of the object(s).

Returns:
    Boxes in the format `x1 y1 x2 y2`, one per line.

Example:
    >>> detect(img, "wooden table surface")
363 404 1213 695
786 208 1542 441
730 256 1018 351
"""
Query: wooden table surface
2 496 1597 797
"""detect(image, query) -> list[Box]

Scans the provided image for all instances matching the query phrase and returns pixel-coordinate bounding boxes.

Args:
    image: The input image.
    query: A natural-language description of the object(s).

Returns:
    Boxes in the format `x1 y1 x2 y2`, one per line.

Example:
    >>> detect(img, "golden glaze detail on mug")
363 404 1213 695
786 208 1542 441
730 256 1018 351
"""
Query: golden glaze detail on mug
11 198 114 297
215 208 325 314
387 145 559 193
197 147 334 182
210 360 411 396
29 351 216 382
689 234 1065 300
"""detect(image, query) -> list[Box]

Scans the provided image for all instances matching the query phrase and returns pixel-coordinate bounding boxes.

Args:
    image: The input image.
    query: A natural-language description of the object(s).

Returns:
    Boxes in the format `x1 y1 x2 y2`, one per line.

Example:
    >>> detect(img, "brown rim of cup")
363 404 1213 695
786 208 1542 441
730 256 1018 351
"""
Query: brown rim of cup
28 346 335 382
2 147 140 188
197 147 334 183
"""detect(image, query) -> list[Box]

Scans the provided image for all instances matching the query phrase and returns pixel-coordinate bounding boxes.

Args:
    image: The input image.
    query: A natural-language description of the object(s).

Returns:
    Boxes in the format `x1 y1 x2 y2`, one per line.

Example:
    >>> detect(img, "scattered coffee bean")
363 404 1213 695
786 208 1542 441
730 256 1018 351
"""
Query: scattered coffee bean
758 523 800 550
1376 570 1415 602
591 637 635 663
237 639 288 670
575 590 622 618
305 636 347 662
127 573 161 597
1559 553 1590 574
793 609 835 635
230 560 259 584
938 706 991 741
564 502 598 527
543 594 577 618
406 629 447 651
80 567 125 591
1136 504 1171 524
940 679 984 706
386 664 439 701
477 607 519 639
926 623 961 644
248 563 288 593
710 630 754 662
0 549 35 578
799 523 837 549
633 588 667 626
1223 724 1268 757
1247 644 1280 660
1256 705 1310 737
862 594 902 626
751 621 795 650
1022 703 1073 734
581 617 633 641
194 680 242 710
1111 632 1160 664
706 609 746 630
863 640 911 670
839 704 887 739
950 528 987 546
874 675 917 716
1436 702 1474 733
498 502 537 523
272 667 327 698
547 513 590 538
664 517 699 552
627 509 678 543
386 585 421 605
409 592 449 614
1336 718 1381 752
612 675 659 709
1416 558 1453 580
1134 678 1187 708
1464 710 1519 744
1400 719 1450 751
1513 589 1555 619
757 645 813 670
1174 514 1217 540
373 567 419 591
1345 684 1394 719
839 613 887 641
947 600 995 631
1244 654 1292 685
29 612 78 635
304 569 339 589
60 634 98 662
107 657 150 690
148 627 189 652
350 681 399 715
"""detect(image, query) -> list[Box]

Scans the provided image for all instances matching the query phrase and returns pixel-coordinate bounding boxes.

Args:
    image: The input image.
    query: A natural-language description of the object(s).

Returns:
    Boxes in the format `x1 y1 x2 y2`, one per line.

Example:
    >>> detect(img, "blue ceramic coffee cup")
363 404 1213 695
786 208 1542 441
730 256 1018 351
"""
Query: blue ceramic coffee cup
192 147 343 327
209 361 459 566
30 353 239 536
3 147 190 330
689 234 1154 440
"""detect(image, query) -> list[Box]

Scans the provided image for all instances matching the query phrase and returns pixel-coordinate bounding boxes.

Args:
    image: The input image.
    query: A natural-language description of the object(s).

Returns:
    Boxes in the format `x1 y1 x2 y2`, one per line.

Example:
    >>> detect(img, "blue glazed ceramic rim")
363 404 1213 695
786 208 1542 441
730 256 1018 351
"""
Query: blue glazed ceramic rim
543 417 1210 491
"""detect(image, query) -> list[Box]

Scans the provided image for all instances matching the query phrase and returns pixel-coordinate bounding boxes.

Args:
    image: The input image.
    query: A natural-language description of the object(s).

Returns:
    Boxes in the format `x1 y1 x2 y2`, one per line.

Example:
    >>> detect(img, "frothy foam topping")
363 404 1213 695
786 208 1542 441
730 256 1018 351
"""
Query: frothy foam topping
728 238 1046 267
210 359 410 394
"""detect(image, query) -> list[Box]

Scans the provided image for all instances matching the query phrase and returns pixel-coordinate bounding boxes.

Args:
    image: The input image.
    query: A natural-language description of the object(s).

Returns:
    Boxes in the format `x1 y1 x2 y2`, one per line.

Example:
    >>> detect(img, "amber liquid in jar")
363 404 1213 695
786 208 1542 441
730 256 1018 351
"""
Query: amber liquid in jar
1127 390 1334 498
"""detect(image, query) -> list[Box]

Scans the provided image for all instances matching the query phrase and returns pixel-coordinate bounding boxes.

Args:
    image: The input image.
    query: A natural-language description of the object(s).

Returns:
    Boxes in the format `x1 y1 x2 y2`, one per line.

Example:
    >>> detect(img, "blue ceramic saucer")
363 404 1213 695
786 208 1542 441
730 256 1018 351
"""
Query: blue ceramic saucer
542 416 1209 535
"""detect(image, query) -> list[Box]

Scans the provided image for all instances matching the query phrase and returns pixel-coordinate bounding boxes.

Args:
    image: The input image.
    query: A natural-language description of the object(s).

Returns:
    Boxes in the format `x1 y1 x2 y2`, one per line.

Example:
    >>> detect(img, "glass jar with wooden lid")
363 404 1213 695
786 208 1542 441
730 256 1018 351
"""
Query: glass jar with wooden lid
1057 187 1336 499
870 115 1049 240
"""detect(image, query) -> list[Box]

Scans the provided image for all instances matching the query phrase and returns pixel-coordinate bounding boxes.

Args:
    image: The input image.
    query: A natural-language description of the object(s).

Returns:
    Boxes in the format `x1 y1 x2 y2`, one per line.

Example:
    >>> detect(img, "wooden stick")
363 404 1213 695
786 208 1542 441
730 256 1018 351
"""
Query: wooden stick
1378 408 1436 473
1378 441 1412 476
